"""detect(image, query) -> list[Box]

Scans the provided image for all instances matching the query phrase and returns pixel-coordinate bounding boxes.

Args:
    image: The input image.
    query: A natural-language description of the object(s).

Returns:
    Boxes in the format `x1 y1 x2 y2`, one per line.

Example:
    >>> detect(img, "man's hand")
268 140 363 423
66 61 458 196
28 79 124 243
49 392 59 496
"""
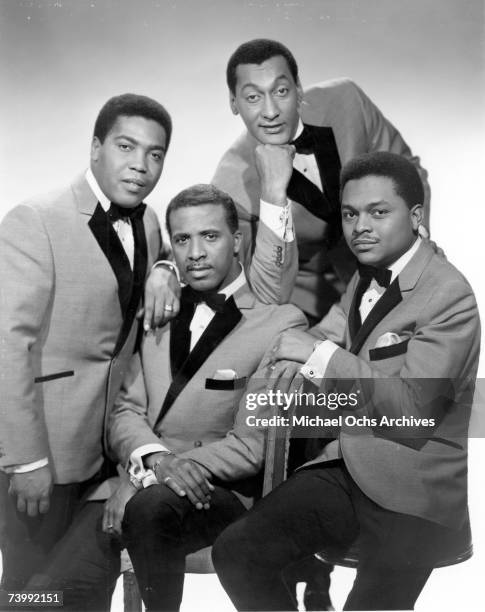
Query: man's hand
255 144 295 206
149 453 214 510
9 466 53 517
102 479 138 536
139 266 181 331
270 329 317 365
267 359 304 396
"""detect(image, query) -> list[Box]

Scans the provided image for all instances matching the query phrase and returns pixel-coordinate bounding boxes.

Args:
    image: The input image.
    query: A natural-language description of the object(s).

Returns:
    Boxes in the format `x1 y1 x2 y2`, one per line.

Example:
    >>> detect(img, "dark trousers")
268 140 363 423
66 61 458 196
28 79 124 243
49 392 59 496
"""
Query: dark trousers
23 502 121 611
212 461 441 611
123 483 247 612
0 472 95 591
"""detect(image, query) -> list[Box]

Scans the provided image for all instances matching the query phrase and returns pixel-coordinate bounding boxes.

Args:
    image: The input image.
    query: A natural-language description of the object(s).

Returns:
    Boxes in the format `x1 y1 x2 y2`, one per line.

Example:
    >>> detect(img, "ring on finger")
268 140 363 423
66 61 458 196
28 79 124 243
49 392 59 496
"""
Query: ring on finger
163 476 172 484
164 305 174 312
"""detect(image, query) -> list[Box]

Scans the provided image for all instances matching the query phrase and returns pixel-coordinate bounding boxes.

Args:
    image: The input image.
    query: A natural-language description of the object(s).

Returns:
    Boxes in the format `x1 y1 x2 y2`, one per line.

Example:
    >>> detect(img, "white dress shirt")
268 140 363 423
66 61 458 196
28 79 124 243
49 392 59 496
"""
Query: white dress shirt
259 199 295 243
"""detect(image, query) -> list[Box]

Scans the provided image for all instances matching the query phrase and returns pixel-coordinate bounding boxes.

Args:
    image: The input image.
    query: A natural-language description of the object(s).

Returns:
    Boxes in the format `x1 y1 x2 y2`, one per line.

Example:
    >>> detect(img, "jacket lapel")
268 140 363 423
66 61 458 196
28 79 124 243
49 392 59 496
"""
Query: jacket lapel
348 277 368 342
113 214 148 355
286 124 342 242
169 298 195 378
155 295 243 427
311 125 341 214
74 175 148 355
87 204 133 317
350 279 402 354
349 241 434 355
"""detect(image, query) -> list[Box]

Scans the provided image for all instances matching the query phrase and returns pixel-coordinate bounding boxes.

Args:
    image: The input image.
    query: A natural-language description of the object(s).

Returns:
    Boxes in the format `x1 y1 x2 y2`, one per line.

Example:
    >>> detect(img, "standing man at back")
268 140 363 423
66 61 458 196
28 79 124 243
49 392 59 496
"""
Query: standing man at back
0 93 171 591
213 38 430 322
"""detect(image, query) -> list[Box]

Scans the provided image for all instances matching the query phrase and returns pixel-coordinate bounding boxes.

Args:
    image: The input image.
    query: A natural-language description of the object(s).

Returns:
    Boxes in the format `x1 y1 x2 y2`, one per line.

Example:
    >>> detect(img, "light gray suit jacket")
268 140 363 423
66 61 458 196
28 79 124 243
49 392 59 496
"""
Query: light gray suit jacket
0 175 161 483
213 78 430 317
108 283 307 500
308 241 480 529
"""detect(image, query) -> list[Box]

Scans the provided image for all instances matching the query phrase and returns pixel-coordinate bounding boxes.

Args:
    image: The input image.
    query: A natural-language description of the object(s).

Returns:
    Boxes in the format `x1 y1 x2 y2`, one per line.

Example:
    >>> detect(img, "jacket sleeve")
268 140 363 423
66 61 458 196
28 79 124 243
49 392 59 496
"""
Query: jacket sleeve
0 204 54 468
107 351 162 465
213 145 298 305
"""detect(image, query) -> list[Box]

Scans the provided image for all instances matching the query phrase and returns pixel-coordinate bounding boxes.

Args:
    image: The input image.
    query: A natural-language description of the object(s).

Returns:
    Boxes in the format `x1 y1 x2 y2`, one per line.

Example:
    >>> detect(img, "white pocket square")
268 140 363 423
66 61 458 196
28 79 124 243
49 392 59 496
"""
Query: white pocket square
374 332 402 348
212 369 238 380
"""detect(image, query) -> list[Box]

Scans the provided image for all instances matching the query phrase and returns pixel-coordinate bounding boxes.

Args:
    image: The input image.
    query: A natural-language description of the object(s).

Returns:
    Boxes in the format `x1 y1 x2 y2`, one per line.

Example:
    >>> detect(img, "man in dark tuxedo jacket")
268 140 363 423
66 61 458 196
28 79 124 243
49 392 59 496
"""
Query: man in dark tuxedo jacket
0 94 171 591
27 184 306 611
212 153 480 611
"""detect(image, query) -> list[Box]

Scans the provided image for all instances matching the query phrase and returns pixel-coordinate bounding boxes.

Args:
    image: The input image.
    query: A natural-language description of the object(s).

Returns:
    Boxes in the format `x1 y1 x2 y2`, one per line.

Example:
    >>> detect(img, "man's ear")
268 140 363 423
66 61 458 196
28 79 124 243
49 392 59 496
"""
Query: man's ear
296 78 304 108
91 136 101 162
229 91 239 116
410 204 424 231
233 230 243 255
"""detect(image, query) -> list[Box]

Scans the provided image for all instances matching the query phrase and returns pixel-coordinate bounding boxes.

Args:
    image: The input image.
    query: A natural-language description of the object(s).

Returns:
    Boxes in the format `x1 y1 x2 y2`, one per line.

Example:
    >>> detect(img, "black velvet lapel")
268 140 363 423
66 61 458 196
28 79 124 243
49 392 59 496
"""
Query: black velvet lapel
287 169 334 222
155 296 242 427
350 278 402 355
113 213 148 355
312 125 342 208
88 203 133 317
88 203 148 356
348 277 369 342
287 125 342 243
169 298 195 378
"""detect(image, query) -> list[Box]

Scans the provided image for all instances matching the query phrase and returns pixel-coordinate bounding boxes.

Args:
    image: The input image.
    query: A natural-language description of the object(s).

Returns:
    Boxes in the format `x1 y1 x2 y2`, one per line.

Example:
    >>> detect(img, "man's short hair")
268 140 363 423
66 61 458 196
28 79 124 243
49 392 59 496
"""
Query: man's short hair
226 39 299 94
340 152 424 209
166 184 239 235
93 93 172 148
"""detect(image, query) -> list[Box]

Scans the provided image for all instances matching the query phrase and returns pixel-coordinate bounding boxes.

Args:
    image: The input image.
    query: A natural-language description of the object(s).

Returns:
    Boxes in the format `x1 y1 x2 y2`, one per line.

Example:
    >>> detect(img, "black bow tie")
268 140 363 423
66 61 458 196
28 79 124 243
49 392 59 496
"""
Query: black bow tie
291 125 315 154
181 285 227 313
107 202 146 222
358 263 392 288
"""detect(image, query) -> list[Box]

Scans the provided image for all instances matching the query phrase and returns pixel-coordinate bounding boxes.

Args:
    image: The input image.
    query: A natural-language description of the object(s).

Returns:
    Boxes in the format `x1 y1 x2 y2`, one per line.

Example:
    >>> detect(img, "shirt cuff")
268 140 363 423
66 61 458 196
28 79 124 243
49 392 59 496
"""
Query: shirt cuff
259 199 294 242
152 259 181 283
8 458 49 474
129 443 170 489
300 340 339 381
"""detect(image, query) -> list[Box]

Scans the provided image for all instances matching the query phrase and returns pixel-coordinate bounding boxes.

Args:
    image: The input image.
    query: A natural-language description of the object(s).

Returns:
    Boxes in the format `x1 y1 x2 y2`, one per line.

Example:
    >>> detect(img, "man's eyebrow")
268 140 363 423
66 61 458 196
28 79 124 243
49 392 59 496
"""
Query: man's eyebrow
240 74 291 90
114 134 166 152
341 200 391 209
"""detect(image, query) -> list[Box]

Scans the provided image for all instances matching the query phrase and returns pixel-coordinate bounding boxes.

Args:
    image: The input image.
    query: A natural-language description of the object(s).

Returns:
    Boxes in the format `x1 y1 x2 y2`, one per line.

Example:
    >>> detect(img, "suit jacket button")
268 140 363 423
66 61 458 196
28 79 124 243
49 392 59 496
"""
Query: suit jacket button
194 440 202 447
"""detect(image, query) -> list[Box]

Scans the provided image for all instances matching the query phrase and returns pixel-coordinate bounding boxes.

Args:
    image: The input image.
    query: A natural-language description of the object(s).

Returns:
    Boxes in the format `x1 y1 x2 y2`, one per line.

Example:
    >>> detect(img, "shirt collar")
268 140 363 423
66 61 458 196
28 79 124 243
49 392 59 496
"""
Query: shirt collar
219 263 246 299
389 236 422 282
85 168 110 212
